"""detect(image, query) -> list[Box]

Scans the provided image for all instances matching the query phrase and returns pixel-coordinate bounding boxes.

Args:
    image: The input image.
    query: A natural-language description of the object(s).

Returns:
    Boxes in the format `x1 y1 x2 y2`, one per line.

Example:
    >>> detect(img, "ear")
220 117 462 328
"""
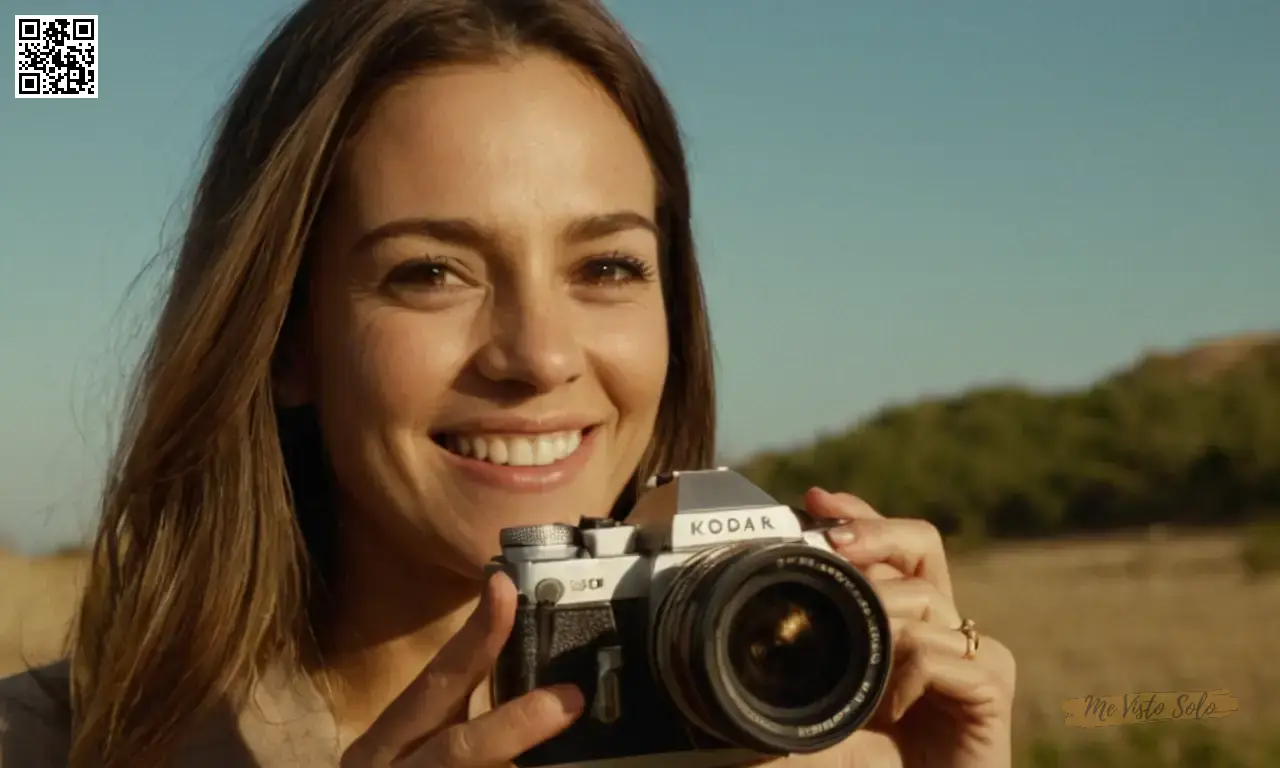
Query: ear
272 324 312 408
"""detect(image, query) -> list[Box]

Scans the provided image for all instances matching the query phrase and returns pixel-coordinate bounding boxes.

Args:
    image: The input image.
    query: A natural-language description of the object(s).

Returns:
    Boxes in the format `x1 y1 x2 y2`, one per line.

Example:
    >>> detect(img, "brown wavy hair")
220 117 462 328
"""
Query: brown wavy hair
65 1 715 765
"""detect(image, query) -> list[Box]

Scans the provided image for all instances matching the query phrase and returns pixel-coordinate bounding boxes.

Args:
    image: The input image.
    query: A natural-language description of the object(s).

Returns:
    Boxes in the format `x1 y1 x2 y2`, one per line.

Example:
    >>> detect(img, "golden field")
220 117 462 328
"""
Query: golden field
950 529 1280 760
2 531 1277 762
0 547 85 677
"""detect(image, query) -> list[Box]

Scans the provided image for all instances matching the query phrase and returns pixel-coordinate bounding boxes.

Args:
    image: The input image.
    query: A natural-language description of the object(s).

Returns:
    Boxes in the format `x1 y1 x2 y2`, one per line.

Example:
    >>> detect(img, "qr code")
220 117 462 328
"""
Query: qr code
14 15 98 99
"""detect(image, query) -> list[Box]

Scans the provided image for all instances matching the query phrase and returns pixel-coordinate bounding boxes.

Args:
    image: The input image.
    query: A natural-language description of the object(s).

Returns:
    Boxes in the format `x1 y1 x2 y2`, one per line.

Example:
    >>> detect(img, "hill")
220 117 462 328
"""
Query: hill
739 332 1280 540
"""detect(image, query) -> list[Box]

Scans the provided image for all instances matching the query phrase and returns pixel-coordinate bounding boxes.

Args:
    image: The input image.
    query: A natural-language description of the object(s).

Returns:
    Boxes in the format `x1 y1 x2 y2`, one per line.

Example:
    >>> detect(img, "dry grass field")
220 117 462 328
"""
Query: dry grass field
952 529 1280 760
0 547 86 677
2 531 1277 762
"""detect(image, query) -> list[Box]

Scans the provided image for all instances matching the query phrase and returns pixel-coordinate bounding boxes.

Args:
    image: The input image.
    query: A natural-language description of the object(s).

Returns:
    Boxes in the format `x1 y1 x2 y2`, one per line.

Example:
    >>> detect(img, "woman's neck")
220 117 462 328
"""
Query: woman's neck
313 521 484 744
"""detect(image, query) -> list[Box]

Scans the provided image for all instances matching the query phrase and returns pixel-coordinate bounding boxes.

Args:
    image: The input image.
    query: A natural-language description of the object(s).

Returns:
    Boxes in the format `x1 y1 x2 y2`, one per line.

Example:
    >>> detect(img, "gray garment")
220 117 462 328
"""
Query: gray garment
0 661 343 767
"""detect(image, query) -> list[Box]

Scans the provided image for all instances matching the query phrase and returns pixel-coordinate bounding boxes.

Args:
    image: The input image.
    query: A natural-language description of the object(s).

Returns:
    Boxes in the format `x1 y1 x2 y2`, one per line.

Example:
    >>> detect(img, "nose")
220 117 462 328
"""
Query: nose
475 288 585 393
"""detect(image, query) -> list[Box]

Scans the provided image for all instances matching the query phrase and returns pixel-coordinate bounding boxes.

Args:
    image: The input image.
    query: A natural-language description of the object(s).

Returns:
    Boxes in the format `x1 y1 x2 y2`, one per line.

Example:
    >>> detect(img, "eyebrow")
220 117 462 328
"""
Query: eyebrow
353 210 659 254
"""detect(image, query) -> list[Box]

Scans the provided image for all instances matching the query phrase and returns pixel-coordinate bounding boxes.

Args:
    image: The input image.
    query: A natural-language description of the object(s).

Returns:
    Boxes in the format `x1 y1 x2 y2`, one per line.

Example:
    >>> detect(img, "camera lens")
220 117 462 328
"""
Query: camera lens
726 580 858 713
651 542 891 755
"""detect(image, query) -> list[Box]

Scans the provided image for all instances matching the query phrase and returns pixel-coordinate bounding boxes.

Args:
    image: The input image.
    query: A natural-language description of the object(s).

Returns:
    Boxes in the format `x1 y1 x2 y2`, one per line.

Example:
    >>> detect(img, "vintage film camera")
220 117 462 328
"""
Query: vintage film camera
488 468 892 768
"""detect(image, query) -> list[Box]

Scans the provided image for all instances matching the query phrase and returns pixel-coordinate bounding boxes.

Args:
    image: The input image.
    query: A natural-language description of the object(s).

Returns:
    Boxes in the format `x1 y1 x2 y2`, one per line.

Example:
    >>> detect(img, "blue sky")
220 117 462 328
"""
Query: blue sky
2 0 1277 551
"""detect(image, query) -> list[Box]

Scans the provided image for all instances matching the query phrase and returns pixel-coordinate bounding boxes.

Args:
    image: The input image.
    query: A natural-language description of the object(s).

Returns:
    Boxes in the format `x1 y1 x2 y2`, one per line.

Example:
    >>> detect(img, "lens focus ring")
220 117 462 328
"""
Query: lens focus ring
650 541 892 755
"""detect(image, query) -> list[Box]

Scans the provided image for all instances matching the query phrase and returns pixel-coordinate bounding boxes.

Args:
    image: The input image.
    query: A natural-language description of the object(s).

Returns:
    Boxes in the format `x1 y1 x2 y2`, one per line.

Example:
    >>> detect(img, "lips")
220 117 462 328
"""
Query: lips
436 428 589 467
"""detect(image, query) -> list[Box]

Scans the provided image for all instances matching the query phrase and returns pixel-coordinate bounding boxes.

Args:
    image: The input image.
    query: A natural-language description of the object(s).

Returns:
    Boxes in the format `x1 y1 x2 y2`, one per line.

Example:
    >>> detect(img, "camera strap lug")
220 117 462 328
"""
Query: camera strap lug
592 645 624 724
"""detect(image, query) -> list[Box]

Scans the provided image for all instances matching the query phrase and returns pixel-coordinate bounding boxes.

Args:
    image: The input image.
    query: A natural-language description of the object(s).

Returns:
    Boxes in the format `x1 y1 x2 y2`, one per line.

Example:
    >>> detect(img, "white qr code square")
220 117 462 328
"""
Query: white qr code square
15 15 98 99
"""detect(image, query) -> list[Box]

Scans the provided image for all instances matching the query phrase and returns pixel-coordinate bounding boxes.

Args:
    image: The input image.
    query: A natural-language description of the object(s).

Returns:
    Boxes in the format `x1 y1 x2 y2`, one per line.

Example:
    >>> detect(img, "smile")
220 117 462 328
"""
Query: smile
436 428 590 467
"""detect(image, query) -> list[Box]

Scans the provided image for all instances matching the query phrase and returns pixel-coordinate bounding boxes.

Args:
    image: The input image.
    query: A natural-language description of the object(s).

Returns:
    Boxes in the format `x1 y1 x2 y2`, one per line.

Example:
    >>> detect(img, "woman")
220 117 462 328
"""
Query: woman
0 0 1015 766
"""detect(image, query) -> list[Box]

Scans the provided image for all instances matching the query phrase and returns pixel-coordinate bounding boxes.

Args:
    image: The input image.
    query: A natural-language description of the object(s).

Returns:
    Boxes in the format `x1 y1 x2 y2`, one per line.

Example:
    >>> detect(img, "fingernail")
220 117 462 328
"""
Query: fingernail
478 570 508 612
809 486 830 498
827 526 856 546
549 684 585 716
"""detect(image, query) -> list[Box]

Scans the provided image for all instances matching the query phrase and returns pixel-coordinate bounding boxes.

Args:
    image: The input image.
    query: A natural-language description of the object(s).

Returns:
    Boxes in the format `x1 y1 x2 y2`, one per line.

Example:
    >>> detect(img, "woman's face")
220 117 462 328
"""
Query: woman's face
291 53 669 576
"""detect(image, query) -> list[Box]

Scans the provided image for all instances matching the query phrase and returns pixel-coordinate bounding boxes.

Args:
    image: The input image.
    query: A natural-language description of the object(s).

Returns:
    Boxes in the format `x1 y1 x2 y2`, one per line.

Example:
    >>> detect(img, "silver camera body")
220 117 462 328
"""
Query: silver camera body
489 468 891 768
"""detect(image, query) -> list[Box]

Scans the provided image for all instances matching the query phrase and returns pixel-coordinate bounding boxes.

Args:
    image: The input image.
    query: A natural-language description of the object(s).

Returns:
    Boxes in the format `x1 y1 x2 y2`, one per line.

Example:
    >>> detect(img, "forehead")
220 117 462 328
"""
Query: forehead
335 53 657 230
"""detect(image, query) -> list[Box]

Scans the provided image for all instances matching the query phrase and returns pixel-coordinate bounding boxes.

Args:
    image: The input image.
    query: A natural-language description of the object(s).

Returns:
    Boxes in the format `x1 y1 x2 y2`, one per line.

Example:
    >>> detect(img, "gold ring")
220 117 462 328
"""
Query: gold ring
959 618 980 660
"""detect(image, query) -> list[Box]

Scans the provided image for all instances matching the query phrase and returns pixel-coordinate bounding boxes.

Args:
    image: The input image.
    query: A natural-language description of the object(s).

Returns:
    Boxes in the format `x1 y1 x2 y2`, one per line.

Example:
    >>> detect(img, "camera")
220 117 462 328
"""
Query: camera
488 468 892 768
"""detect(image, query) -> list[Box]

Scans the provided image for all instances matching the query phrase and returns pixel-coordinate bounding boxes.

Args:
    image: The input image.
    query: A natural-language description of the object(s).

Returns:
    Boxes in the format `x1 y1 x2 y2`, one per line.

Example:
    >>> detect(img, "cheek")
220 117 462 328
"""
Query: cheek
588 302 669 424
313 303 473 432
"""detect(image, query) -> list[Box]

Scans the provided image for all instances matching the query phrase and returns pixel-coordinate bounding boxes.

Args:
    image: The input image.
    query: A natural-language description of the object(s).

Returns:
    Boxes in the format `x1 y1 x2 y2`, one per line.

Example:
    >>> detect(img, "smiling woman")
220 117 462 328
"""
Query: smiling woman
0 1 1016 767
272 51 681 583
0 2 712 766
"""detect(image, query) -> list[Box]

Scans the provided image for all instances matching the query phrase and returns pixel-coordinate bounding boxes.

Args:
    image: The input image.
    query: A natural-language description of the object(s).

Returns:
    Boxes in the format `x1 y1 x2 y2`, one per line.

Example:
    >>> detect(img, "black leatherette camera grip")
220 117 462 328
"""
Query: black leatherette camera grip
546 605 618 659
510 597 541 696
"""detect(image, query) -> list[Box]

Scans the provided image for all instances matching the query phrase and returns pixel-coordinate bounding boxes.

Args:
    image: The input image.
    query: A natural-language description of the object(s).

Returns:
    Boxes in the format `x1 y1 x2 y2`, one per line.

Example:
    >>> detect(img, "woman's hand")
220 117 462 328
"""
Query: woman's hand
340 573 584 767
783 488 1017 768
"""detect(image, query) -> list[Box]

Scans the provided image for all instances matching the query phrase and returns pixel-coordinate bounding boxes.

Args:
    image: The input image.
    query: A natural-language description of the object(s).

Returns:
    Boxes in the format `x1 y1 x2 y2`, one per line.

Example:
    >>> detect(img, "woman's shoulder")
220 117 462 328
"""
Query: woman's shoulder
0 661 72 767
0 660 342 767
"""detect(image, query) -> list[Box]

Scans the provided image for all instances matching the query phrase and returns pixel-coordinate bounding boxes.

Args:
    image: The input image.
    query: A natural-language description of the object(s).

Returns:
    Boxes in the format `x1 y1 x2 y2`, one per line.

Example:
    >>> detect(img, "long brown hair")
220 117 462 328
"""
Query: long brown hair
66 1 715 765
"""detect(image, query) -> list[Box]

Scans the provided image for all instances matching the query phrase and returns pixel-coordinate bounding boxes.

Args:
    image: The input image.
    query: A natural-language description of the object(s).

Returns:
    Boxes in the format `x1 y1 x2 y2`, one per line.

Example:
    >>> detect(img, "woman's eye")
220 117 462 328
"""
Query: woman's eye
385 258 464 288
578 253 656 286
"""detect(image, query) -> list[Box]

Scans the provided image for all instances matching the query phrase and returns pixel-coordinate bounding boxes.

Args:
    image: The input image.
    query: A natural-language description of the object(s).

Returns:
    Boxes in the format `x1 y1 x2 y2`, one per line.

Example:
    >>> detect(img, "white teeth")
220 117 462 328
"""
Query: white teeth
488 439 510 465
445 430 585 467
532 436 557 465
508 439 534 467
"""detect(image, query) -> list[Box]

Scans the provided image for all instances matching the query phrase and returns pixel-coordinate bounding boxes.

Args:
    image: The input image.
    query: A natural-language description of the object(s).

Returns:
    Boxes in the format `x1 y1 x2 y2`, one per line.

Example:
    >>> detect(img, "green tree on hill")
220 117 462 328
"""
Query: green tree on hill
738 334 1280 539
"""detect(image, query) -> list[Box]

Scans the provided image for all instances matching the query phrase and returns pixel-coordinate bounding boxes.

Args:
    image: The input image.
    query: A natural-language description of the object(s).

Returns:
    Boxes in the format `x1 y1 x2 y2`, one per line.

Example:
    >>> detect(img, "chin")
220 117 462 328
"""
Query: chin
439 492 610 569
475 503 582 541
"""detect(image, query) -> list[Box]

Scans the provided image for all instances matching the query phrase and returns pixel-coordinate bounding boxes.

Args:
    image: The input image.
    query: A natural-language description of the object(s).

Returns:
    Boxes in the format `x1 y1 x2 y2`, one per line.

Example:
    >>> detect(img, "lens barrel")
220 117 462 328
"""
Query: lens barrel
651 542 891 754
